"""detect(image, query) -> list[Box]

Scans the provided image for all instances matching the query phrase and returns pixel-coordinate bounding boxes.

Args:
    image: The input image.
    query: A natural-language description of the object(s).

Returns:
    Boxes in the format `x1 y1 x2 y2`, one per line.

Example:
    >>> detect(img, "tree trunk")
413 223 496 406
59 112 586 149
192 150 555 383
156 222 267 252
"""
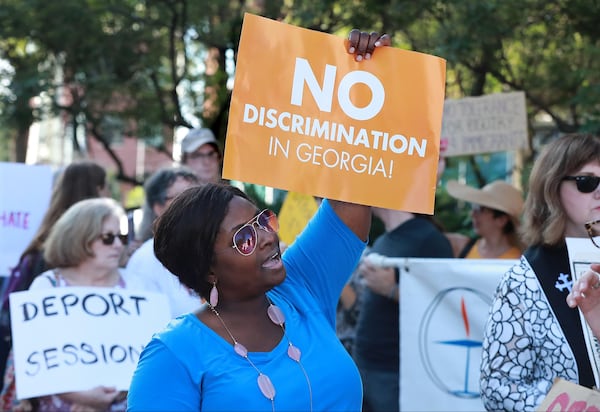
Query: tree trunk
14 126 30 163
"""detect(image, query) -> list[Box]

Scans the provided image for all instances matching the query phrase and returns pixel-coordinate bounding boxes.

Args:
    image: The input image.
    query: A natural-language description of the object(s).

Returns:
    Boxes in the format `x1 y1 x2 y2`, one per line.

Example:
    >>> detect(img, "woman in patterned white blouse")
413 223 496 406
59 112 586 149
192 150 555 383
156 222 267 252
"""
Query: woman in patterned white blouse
480 133 600 411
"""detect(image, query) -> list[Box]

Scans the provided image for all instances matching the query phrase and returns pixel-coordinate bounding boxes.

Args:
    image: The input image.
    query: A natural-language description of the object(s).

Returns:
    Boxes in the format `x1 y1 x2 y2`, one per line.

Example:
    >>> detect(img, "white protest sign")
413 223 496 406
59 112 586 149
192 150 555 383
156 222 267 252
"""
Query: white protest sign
365 255 515 411
9 287 170 400
398 258 516 411
441 91 528 156
565 237 600 390
0 162 53 277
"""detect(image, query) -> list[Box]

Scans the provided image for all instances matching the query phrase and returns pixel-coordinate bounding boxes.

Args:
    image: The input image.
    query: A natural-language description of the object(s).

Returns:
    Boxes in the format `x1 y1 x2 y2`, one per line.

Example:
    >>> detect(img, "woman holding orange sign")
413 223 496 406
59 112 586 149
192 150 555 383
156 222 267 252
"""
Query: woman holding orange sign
127 31 391 412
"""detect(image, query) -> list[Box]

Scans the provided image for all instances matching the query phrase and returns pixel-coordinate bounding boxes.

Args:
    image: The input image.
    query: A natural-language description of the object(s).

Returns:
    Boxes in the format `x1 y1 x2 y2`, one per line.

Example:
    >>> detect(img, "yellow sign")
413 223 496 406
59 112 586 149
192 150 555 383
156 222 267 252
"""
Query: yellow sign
277 192 319 245
224 14 446 213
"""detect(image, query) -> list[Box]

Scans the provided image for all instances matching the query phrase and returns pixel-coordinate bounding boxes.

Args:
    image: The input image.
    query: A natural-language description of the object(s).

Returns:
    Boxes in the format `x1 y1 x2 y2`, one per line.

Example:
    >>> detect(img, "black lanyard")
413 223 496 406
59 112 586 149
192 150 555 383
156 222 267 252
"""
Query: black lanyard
525 244 596 388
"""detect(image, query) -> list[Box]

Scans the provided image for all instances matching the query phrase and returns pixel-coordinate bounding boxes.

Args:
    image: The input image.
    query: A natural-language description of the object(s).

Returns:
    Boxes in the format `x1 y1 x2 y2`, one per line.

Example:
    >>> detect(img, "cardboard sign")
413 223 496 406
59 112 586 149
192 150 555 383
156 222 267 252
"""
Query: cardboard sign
9 287 170 400
277 192 319 245
0 162 53 277
223 13 447 213
441 91 528 156
537 378 600 411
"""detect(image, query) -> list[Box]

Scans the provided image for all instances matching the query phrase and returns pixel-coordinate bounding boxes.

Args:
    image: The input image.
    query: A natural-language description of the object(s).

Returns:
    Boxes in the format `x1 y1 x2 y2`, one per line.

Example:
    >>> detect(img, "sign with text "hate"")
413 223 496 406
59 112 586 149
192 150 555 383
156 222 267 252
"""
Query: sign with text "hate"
0 162 53 277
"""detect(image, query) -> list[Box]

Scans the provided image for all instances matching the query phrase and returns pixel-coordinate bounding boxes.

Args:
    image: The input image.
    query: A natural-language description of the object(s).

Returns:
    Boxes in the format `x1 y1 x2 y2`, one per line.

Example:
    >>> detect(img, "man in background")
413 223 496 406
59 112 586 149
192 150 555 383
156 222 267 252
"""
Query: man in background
126 166 201 318
181 128 223 184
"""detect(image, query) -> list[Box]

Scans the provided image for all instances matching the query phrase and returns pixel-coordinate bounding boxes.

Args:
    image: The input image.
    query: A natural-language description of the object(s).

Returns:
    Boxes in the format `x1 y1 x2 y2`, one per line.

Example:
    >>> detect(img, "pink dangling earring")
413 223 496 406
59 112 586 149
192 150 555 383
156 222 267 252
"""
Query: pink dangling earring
209 281 219 307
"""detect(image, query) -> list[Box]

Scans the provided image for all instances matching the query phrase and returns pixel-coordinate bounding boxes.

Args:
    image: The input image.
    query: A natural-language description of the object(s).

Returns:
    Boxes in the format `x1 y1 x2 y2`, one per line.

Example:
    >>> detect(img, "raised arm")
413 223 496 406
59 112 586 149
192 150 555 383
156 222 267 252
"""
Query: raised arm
331 29 390 241
328 200 371 242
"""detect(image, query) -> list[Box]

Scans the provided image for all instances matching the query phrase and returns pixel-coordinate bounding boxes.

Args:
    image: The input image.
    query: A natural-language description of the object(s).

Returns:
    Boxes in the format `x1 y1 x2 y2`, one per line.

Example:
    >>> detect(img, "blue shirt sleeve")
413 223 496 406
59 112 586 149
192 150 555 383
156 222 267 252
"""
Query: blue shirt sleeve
280 199 367 326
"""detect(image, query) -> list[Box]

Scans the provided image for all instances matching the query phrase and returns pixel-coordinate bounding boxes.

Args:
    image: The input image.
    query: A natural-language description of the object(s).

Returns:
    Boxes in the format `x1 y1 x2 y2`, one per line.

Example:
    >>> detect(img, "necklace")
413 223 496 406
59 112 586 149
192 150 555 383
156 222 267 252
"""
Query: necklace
207 298 313 412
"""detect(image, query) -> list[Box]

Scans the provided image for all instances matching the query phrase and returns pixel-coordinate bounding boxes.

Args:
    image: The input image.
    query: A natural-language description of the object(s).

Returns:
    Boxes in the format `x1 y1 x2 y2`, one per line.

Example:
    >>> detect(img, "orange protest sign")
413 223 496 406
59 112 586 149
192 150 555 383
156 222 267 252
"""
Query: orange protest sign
223 13 446 213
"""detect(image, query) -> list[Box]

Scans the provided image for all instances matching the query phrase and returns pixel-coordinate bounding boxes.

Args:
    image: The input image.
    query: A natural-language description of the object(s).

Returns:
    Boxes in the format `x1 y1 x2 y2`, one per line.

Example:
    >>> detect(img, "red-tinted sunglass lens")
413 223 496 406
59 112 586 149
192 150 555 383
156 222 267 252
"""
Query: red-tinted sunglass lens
258 210 279 232
234 226 257 255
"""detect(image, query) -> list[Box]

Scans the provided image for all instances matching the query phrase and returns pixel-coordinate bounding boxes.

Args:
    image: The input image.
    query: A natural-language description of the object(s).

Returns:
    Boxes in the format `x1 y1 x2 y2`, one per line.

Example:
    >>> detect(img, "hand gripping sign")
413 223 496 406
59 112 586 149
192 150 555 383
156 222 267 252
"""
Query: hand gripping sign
223 14 446 214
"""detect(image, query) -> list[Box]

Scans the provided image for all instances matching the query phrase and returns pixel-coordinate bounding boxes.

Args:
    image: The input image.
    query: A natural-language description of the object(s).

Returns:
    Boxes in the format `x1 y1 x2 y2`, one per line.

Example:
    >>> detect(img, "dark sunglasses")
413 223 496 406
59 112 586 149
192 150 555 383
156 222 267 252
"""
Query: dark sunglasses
585 219 600 249
231 209 279 256
99 233 129 246
563 175 600 193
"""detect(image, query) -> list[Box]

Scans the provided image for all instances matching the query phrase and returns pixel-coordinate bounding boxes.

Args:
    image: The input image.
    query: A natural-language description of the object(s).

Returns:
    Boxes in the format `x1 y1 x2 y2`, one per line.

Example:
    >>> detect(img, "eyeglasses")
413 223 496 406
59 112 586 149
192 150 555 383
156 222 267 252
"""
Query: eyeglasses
99 233 129 246
231 209 279 256
585 219 600 248
188 150 218 160
563 176 600 193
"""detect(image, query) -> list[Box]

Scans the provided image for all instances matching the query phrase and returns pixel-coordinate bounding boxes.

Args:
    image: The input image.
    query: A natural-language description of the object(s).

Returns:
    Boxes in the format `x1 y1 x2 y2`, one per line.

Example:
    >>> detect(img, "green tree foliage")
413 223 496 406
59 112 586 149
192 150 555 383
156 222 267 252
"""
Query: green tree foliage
324 0 599 232
0 0 598 190
0 0 245 180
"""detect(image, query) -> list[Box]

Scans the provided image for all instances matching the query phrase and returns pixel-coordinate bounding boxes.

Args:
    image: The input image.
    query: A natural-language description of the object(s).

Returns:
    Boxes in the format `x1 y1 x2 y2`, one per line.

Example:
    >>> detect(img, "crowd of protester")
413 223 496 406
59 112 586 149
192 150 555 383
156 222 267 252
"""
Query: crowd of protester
1 25 599 412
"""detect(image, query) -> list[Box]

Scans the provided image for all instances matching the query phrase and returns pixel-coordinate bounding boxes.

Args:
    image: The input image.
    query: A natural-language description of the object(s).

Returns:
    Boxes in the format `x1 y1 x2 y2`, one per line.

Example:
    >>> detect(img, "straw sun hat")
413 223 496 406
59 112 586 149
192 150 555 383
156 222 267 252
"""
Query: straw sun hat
446 180 524 221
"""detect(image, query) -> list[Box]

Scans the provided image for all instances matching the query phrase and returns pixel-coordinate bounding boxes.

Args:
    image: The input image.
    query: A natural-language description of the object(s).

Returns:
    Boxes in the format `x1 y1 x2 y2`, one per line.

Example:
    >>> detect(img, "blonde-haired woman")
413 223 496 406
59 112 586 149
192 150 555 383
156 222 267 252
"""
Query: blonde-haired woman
4 198 144 411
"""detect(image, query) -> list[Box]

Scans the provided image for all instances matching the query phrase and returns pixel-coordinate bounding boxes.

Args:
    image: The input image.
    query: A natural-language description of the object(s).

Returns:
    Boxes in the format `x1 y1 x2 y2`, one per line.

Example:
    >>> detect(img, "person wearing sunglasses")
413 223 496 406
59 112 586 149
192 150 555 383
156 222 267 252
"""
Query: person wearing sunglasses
127 30 387 412
126 166 202 319
480 133 600 411
1 198 146 411
127 181 371 411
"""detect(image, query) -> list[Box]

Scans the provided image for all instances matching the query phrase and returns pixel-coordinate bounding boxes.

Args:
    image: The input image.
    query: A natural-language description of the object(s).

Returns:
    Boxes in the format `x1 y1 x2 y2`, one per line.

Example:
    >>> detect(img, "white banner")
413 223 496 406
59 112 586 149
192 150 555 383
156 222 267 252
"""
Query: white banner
365 256 516 411
441 91 528 157
9 287 170 400
0 162 53 277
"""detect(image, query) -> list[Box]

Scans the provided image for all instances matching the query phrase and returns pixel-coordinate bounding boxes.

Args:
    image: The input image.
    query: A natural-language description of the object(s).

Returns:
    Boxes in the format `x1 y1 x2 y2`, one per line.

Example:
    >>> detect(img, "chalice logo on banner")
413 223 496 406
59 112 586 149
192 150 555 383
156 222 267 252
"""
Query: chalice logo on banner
418 287 491 398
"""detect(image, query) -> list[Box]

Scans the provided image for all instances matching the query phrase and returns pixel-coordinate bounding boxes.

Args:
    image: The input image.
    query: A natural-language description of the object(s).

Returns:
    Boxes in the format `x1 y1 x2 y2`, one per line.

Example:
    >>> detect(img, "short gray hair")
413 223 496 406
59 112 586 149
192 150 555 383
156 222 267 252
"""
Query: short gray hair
137 166 198 242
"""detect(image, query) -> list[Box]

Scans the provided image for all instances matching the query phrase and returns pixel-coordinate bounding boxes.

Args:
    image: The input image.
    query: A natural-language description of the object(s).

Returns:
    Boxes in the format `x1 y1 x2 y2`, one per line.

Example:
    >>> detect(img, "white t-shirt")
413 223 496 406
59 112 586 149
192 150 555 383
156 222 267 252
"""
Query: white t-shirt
125 238 202 318
29 268 147 290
